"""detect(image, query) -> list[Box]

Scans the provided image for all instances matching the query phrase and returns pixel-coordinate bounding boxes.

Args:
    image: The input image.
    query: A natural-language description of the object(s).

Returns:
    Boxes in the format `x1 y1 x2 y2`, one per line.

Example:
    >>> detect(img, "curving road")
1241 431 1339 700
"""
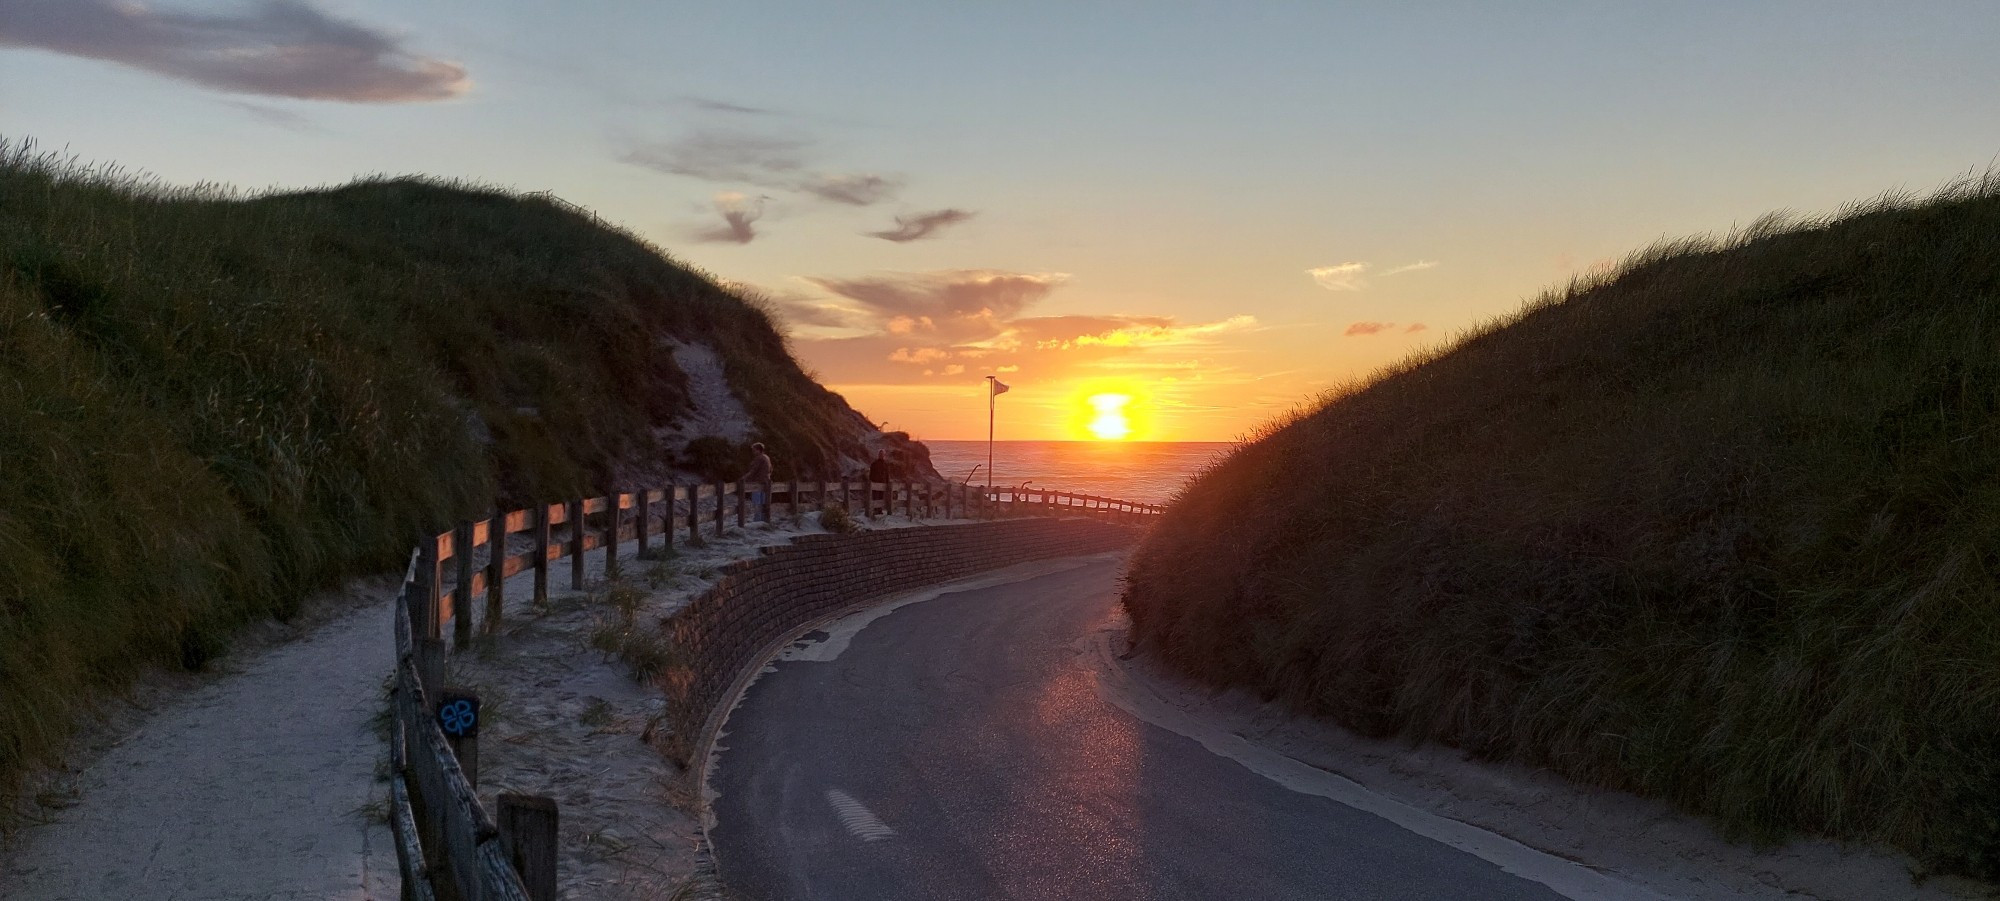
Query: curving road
708 555 1626 901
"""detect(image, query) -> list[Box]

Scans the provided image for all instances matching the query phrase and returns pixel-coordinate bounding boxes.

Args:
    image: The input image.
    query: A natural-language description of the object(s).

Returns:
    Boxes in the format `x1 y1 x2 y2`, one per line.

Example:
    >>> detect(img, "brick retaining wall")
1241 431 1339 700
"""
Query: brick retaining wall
661 517 1139 761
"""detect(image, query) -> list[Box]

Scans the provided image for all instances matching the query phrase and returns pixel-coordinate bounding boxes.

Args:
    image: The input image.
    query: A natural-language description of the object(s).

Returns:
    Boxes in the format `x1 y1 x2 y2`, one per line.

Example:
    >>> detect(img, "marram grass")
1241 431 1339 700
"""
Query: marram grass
1125 177 2000 880
0 139 869 821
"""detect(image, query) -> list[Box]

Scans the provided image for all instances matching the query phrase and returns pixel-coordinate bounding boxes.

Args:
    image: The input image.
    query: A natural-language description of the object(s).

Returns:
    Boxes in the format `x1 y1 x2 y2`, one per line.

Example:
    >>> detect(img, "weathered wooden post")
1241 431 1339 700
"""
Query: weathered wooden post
683 483 703 547
437 687 479 787
603 493 621 581
761 477 773 523
737 481 747 528
532 504 551 607
498 793 559 901
635 489 650 558
568 499 586 590
485 508 506 633
842 478 852 516
452 521 474 648
713 479 726 537
412 538 439 644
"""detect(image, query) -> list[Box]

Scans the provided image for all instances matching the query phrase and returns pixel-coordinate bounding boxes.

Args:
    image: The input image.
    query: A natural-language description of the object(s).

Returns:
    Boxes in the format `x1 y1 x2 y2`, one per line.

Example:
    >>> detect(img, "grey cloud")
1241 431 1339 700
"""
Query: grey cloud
624 131 810 184
803 173 901 206
869 208 975 242
803 269 1067 324
0 0 468 102
623 129 900 206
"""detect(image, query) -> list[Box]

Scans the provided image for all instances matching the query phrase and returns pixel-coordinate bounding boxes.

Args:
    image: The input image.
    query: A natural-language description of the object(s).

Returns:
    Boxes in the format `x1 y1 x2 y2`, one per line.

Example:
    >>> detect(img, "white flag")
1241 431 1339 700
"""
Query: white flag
990 378 1010 396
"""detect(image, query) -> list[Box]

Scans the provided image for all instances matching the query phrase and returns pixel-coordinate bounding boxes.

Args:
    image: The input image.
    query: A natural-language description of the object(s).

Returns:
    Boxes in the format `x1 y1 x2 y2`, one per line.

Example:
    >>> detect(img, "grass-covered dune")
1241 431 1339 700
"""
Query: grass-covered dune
1124 178 2000 878
0 143 892 810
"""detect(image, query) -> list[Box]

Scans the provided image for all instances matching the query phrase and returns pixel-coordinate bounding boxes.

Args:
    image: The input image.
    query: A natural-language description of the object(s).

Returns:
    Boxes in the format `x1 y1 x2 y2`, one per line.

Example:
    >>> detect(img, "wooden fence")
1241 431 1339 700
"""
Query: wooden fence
386 477 1163 900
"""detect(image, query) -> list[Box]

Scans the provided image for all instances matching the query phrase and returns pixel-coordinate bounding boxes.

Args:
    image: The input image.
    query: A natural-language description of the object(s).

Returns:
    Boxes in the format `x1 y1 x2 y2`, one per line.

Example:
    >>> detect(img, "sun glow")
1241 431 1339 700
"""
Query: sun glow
1086 393 1133 440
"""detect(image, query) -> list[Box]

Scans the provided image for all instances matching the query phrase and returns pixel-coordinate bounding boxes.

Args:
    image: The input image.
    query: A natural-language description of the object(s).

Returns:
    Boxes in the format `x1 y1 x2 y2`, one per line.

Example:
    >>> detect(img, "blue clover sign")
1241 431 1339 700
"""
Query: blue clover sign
437 696 479 738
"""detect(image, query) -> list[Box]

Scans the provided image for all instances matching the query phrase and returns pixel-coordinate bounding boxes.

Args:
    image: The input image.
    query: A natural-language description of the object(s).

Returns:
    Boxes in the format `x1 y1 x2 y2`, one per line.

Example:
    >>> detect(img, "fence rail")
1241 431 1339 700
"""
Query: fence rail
386 476 1163 899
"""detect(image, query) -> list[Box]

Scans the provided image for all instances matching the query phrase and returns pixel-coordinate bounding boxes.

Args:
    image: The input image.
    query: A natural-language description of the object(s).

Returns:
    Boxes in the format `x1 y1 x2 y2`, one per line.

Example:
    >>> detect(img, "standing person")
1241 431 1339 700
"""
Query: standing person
867 451 892 515
744 442 773 521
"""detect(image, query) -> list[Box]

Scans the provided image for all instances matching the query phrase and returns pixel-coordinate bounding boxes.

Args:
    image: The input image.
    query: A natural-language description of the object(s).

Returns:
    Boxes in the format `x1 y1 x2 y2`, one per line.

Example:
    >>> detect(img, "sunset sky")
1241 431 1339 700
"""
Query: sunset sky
6 1 2000 440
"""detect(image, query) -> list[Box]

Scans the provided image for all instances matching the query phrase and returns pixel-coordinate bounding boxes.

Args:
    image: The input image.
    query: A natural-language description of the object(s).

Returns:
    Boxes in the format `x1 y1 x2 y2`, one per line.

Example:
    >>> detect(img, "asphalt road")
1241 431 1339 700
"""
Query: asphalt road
708 556 1580 901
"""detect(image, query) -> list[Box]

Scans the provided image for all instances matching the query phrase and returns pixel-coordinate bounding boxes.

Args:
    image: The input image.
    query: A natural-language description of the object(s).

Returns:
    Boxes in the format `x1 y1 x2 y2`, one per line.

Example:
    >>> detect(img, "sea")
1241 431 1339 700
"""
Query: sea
921 440 1236 506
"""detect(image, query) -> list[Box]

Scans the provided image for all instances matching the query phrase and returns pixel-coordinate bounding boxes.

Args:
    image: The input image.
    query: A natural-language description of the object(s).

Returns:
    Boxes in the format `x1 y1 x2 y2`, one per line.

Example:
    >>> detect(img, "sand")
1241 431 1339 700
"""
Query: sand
0 505 941 901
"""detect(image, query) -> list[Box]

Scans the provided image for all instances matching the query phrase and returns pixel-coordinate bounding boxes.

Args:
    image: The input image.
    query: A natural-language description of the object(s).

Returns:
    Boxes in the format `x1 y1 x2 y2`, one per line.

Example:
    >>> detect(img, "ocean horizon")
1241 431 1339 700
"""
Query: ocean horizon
920 439 1236 506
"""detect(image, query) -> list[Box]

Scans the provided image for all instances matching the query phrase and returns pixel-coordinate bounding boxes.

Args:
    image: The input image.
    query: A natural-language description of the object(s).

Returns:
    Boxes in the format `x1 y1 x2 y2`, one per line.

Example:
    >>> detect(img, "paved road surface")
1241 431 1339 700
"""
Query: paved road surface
709 556 1590 901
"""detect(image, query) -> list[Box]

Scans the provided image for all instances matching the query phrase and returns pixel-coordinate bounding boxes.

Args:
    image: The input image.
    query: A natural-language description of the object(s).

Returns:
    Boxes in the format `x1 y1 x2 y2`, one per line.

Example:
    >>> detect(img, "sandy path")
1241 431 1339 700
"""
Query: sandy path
1 591 398 901
0 510 955 901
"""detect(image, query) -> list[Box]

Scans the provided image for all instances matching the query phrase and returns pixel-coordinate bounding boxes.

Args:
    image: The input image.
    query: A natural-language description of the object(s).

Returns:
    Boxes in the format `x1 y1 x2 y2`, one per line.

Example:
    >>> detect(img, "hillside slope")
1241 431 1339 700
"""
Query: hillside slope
1123 178 2000 879
0 142 927 810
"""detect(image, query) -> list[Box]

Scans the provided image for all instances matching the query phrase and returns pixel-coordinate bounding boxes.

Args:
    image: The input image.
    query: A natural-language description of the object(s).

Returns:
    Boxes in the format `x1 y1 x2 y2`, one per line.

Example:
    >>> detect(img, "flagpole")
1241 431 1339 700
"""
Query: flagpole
985 375 995 499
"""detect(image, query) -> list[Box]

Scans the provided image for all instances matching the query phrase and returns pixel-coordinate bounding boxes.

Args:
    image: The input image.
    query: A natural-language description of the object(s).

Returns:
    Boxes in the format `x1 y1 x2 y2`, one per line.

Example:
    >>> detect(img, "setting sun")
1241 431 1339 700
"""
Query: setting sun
1086 393 1133 440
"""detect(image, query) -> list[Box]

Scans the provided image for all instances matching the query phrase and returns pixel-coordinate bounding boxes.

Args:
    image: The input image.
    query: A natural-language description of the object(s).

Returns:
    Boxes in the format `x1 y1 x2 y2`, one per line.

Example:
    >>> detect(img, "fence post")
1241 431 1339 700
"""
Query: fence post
532 504 550 607
842 478 852 516
486 508 506 634
418 638 446 703
714 479 726 537
414 537 440 642
438 687 479 788
737 481 747 529
761 478 773 523
452 521 474 648
568 499 585 590
498 793 559 901
685 483 703 547
635 489 650 559
603 492 620 581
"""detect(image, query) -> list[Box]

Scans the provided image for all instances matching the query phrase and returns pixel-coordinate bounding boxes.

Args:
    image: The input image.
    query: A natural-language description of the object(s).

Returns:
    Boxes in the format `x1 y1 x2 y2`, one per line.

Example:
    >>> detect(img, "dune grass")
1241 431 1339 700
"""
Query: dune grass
0 140 876 820
1123 176 2000 879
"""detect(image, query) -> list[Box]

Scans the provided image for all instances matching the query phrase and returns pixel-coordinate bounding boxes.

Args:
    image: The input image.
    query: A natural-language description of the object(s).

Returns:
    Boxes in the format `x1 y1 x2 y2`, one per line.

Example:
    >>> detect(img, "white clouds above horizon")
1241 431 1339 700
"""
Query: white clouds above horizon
1307 259 1440 291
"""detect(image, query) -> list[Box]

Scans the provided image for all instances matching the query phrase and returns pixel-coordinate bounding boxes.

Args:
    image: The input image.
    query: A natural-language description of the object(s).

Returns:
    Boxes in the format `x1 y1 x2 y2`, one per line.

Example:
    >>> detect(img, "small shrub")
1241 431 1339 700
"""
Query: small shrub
605 580 644 619
578 698 614 728
818 503 861 535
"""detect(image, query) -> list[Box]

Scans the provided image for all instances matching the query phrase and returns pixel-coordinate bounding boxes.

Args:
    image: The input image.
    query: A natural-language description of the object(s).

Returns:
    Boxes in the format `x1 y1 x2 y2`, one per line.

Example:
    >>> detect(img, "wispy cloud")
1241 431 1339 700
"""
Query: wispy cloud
1381 260 1440 277
1344 321 1394 336
623 129 901 206
784 268 1258 385
1308 262 1369 291
802 173 900 206
868 208 976 242
1405 323 1428 333
1034 315 1257 350
691 191 764 244
0 0 468 102
1308 259 1438 291
625 131 809 184
686 96 777 116
224 99 315 131
805 270 1068 330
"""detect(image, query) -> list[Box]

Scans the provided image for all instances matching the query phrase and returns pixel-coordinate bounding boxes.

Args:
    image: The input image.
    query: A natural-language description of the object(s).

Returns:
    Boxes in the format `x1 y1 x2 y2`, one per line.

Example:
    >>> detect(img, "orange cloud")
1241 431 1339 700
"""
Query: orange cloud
1345 321 1394 336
